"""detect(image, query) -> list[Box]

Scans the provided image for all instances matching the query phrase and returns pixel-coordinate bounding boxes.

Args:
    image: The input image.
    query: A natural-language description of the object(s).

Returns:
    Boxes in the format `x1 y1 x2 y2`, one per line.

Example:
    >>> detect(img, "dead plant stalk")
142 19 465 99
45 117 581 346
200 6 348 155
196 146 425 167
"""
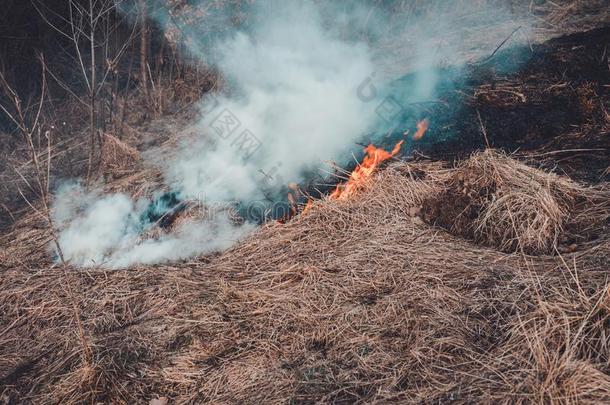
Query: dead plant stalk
0 55 92 366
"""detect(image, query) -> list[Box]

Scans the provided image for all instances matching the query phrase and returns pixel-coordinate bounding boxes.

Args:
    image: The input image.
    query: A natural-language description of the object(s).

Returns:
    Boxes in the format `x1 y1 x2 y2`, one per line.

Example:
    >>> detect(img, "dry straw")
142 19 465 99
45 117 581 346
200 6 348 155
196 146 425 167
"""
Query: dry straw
423 150 609 254
1 150 609 403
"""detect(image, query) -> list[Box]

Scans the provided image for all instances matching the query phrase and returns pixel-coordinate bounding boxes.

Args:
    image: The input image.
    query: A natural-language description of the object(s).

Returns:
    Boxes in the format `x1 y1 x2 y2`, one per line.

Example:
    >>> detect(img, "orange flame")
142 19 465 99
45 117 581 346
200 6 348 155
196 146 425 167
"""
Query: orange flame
330 140 403 200
295 119 427 211
287 191 297 215
413 119 429 141
301 199 313 215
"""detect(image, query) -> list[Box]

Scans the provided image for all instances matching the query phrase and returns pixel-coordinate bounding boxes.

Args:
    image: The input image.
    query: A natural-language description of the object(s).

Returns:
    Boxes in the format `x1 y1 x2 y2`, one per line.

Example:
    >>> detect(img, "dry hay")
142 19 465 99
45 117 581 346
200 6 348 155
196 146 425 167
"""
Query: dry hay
422 149 609 254
1 151 609 403
2 4 609 403
99 133 142 179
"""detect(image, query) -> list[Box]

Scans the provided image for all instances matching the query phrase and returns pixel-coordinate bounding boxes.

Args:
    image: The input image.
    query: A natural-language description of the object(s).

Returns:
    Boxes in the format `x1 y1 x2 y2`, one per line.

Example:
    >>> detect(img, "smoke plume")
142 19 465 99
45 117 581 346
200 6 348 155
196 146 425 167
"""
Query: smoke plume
52 0 528 268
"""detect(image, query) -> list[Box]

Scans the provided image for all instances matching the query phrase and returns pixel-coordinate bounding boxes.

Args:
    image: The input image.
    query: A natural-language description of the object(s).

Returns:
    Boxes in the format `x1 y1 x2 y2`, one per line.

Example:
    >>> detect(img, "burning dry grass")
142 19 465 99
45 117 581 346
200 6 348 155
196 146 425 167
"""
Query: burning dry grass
1 150 609 403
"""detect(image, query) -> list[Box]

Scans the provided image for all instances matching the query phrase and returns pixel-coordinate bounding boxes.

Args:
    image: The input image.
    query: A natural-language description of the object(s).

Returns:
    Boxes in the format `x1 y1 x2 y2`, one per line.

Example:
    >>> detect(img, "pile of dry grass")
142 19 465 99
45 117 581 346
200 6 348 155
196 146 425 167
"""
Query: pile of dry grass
422 150 609 254
99 133 142 179
1 151 609 403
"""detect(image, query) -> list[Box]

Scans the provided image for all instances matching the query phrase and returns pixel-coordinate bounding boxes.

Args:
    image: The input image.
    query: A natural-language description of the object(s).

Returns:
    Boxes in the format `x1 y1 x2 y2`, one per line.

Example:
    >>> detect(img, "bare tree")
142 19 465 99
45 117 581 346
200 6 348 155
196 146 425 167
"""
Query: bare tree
139 0 150 104
32 0 136 185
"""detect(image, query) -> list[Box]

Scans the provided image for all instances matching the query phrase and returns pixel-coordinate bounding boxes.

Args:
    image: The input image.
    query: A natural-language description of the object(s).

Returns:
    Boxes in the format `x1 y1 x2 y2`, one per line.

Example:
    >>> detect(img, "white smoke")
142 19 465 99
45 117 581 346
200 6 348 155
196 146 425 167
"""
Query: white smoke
52 1 529 268
52 182 254 268
106 215 256 268
52 1 378 268
167 1 376 202
55 189 139 266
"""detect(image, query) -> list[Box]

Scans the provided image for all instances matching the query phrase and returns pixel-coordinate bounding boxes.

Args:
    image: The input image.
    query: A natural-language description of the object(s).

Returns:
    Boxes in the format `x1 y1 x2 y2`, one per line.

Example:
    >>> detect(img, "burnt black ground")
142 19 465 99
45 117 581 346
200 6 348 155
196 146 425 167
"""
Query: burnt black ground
378 26 610 182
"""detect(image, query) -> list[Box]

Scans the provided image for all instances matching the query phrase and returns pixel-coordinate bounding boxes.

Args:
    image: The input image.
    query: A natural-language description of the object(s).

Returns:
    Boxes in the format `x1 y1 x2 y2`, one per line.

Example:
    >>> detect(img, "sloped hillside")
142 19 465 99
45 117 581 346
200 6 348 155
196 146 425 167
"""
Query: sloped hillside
1 149 609 403
1 3 609 404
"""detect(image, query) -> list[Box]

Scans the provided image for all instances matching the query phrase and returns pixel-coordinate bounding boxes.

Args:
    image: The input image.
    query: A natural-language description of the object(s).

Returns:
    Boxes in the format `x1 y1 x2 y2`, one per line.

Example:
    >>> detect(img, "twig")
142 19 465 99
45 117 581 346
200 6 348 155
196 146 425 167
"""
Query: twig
480 26 522 63
526 148 607 157
476 109 490 148
0 55 93 368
